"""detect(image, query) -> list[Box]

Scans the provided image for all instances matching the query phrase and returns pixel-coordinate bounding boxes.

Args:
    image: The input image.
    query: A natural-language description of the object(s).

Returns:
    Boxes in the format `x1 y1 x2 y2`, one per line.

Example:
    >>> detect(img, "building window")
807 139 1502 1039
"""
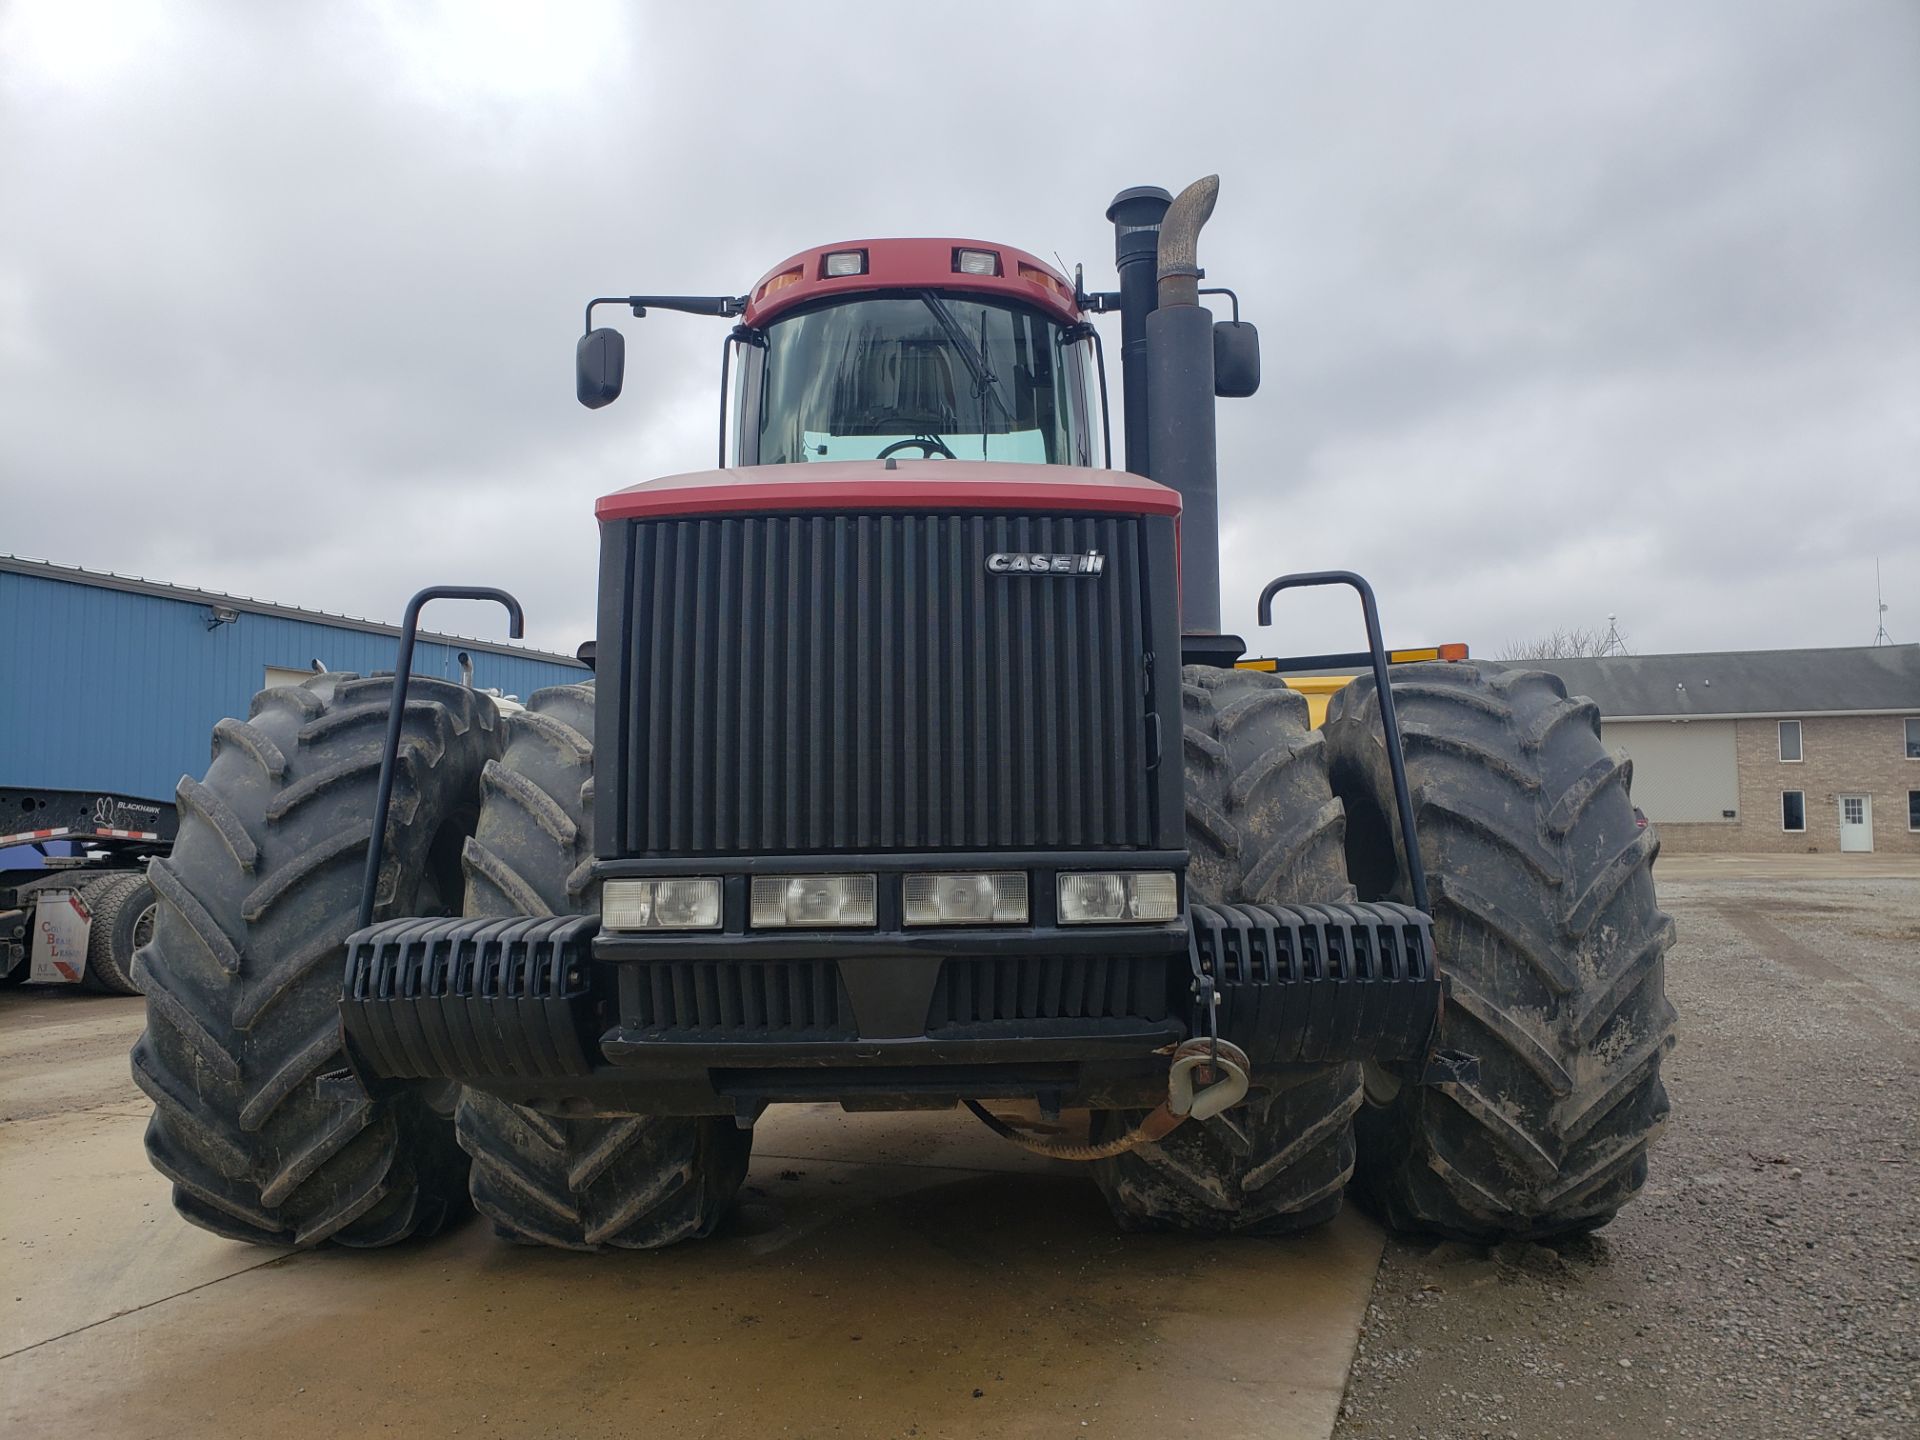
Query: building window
1910 791 1919 832
1781 791 1806 831
1778 719 1802 762
1906 717 1920 759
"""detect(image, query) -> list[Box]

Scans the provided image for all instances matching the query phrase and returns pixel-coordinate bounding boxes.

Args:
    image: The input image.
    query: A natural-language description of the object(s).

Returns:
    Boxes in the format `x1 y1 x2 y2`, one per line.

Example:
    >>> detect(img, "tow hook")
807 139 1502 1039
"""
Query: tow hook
1167 1037 1250 1121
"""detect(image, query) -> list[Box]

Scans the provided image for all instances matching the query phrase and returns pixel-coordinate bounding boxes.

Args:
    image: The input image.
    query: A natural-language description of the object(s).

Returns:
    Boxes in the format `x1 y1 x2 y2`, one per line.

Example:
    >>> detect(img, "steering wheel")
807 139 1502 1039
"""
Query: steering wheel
876 436 956 460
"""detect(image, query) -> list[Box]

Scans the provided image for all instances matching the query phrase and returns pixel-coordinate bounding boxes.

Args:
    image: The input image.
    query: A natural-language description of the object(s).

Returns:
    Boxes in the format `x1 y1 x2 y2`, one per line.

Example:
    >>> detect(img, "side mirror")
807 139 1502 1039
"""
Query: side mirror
1213 320 1260 398
576 327 625 409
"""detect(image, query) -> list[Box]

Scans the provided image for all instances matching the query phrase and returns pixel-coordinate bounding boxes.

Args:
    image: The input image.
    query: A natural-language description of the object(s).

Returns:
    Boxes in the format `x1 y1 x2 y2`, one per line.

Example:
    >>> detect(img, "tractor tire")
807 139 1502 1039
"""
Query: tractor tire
81 872 155 995
454 683 752 1251
130 673 498 1248
1322 661 1676 1242
1089 668 1362 1235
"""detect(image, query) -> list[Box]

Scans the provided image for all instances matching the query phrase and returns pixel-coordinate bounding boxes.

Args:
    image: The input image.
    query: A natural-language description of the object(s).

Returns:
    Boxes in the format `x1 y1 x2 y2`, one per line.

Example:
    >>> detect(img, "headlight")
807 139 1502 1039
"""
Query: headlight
1057 871 1178 924
602 878 722 931
750 874 876 928
902 871 1028 926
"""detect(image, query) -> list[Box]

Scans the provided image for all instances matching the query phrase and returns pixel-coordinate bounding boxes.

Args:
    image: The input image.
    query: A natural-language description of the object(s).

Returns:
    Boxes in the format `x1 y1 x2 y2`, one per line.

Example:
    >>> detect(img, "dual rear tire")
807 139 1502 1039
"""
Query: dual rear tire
131 658 1671 1251
130 674 747 1252
82 872 155 995
1093 660 1675 1245
131 674 492 1247
454 684 752 1251
1322 661 1675 1241
1090 669 1363 1234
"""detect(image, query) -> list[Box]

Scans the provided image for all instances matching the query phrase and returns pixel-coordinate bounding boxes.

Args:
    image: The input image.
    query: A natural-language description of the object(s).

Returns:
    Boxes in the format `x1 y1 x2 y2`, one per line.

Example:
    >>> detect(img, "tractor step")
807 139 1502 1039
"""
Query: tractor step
1188 900 1440 1065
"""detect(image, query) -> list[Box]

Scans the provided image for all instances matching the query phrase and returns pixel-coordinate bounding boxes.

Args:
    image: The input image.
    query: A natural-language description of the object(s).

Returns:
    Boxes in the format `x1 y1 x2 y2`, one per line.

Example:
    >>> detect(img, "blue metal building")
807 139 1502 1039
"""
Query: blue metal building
1 556 588 803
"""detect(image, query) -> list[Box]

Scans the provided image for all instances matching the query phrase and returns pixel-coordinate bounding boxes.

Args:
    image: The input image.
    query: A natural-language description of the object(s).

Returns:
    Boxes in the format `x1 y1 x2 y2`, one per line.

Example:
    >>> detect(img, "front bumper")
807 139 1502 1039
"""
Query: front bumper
340 911 1190 1117
337 897 1443 1119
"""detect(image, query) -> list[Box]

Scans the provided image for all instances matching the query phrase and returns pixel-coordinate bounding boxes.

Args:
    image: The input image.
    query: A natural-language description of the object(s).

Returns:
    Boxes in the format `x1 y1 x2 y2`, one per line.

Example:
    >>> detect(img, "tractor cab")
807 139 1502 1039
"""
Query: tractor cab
737 286 1098 467
578 239 1105 471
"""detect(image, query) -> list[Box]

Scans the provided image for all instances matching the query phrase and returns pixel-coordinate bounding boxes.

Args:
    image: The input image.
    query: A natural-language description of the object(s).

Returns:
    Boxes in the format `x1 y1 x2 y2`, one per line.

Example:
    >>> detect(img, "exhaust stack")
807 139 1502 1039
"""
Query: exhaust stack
1145 175 1224 636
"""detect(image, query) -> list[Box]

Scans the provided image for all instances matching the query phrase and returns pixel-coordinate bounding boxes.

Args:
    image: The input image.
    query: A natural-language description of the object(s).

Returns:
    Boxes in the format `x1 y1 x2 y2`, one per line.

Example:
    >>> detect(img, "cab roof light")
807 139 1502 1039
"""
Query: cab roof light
954 247 1000 276
756 267 804 302
1017 262 1068 301
1438 642 1470 661
822 249 867 278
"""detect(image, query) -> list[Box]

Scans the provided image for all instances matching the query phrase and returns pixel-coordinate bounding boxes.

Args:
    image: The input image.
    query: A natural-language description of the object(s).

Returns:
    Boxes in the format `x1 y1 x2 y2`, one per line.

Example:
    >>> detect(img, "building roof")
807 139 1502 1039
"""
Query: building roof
1 555 586 667
1501 644 1920 720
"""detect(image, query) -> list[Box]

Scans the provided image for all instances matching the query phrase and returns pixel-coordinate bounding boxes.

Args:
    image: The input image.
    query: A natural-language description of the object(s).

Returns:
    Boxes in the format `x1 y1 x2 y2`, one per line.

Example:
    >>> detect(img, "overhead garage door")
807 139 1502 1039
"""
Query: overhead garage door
1601 720 1738 823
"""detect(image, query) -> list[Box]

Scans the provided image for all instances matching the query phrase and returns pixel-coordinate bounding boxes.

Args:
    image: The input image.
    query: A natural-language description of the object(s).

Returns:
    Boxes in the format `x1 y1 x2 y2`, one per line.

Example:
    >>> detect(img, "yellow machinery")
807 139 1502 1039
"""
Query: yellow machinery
1239 644 1470 725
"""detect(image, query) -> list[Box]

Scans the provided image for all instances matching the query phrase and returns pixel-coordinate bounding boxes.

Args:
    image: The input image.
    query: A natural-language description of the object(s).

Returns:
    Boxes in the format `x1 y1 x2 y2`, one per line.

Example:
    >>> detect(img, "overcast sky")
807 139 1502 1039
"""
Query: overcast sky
3 1 1915 663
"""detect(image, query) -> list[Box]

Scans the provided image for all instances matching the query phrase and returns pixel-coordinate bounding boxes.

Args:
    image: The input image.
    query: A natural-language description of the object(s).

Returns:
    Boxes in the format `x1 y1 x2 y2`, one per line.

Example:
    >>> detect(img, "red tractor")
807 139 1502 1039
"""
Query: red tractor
132 178 1673 1250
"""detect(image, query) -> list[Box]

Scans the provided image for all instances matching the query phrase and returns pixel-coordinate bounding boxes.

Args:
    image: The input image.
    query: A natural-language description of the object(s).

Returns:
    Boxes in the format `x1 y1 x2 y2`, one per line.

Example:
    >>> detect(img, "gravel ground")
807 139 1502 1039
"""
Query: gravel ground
1334 871 1920 1440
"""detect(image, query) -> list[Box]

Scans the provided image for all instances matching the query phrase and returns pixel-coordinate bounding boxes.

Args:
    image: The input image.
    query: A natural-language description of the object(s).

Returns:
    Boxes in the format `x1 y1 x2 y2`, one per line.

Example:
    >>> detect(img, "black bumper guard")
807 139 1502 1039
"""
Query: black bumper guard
342 914 600 1080
1190 900 1440 1064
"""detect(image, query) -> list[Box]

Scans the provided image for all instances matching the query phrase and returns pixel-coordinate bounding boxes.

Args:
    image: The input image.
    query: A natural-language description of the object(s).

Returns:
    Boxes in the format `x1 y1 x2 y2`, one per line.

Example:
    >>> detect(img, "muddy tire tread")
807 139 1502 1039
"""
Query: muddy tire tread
453 683 752 1251
1091 668 1361 1235
131 673 495 1248
1323 660 1675 1242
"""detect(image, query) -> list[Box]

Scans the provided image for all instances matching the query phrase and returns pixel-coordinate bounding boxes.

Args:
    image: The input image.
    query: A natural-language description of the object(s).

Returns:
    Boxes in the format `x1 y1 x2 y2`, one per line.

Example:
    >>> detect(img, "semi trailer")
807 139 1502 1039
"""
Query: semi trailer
1 785 172 993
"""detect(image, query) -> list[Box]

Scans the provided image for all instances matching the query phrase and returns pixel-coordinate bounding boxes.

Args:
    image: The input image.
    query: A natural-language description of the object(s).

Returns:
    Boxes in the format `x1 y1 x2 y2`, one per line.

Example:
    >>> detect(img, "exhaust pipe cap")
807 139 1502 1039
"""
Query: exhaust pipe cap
1155 175 1219 307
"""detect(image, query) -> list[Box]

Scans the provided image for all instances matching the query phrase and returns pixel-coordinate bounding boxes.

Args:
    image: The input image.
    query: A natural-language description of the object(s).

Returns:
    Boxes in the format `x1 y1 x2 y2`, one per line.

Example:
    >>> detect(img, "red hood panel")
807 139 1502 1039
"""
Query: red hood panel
595 462 1181 521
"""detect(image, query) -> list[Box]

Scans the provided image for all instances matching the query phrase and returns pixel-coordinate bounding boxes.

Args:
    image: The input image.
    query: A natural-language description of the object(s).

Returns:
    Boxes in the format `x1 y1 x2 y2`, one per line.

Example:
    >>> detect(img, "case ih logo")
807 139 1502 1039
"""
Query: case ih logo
985 550 1105 576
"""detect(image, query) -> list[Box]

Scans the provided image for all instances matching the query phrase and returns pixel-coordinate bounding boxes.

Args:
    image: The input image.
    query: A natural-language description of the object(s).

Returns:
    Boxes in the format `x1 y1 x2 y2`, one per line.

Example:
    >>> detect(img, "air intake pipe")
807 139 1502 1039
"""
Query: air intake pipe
1145 175 1224 636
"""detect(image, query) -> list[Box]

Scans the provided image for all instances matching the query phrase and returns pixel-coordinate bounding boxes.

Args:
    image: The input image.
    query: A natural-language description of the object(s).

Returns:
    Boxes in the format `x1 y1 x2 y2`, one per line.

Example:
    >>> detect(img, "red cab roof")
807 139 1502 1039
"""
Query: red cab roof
742 239 1080 329
595 461 1181 522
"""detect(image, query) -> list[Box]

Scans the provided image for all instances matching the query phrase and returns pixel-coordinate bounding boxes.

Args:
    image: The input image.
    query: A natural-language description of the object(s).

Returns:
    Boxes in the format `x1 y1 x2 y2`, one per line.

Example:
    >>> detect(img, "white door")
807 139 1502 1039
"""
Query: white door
1837 795 1873 852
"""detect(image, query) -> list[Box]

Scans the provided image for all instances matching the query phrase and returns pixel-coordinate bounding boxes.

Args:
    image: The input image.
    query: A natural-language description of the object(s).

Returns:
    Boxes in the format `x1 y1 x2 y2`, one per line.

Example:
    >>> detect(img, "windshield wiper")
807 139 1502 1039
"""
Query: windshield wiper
917 291 1013 427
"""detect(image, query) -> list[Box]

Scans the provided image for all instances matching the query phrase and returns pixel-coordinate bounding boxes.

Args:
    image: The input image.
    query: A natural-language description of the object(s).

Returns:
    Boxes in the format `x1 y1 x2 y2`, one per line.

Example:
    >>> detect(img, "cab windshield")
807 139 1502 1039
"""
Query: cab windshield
748 294 1096 466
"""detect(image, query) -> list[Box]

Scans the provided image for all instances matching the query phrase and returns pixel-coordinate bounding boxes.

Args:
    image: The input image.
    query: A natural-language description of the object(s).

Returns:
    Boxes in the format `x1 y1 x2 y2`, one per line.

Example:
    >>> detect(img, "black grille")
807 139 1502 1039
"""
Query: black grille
924 956 1171 1030
622 959 853 1040
618 512 1155 855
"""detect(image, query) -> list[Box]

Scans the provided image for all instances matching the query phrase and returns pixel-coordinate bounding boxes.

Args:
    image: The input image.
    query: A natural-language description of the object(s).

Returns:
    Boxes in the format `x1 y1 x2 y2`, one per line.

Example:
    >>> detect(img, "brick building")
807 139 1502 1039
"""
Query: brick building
1523 645 1920 855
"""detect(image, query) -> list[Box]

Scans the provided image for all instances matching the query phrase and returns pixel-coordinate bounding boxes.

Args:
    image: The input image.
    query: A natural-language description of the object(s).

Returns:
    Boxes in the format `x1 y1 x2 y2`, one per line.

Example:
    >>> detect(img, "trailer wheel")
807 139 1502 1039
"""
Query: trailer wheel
1089 669 1362 1234
81 872 154 995
454 684 751 1251
1322 661 1676 1242
130 674 497 1248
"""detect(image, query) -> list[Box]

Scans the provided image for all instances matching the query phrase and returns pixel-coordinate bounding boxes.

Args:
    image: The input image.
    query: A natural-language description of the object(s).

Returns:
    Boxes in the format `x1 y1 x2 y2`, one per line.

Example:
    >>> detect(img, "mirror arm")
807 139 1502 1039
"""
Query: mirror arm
583 294 746 334
1197 286 1240 323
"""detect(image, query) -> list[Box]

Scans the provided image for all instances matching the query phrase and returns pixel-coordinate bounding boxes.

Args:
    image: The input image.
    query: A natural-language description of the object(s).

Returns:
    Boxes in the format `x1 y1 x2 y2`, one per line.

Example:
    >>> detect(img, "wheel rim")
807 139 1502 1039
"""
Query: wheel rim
132 902 157 952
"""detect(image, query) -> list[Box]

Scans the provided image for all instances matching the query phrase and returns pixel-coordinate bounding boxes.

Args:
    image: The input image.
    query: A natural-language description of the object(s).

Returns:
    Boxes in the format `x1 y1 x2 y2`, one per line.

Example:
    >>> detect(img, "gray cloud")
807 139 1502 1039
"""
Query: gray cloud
3 0 1914 662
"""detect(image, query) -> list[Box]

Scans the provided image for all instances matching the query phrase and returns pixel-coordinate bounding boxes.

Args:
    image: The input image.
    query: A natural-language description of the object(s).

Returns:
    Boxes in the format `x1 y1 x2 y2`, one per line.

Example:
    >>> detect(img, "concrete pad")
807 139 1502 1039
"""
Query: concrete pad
1 993 1382 1440
0 1106 292 1355
0 992 146 1122
754 1099 1077 1174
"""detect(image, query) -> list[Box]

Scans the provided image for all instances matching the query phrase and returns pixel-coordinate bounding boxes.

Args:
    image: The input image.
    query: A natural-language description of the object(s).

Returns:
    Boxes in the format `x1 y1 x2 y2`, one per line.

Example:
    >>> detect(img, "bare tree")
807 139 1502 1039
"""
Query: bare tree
1497 623 1632 661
